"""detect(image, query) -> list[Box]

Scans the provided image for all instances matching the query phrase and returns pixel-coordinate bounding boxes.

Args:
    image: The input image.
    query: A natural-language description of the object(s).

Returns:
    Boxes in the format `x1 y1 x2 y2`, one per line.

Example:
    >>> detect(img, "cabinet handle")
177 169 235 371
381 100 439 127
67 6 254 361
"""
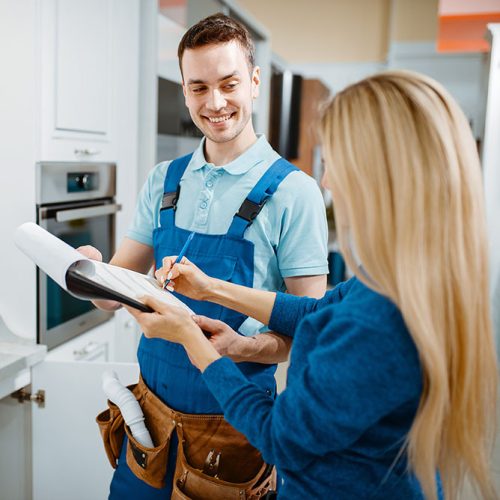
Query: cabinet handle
73 341 107 360
74 148 101 156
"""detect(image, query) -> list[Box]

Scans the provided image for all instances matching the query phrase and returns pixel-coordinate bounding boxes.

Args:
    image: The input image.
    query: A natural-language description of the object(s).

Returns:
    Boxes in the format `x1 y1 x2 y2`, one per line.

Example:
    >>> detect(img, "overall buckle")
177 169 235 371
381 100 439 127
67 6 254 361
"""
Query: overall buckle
236 198 265 222
160 186 181 211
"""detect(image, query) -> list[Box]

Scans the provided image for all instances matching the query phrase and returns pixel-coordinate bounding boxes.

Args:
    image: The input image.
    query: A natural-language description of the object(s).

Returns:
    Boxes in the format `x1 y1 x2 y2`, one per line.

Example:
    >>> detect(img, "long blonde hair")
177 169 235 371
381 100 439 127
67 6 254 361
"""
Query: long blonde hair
320 70 497 499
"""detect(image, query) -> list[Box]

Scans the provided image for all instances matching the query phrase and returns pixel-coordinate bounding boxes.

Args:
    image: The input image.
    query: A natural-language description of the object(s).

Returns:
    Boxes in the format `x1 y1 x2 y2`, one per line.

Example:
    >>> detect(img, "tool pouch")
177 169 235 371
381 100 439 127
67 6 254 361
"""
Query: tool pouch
96 399 125 469
96 377 276 496
172 417 276 499
123 382 176 489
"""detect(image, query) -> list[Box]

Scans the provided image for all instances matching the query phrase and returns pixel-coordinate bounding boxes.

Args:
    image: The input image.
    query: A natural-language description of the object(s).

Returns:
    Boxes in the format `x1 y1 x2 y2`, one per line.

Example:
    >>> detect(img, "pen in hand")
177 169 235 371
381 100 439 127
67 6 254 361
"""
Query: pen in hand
163 231 195 290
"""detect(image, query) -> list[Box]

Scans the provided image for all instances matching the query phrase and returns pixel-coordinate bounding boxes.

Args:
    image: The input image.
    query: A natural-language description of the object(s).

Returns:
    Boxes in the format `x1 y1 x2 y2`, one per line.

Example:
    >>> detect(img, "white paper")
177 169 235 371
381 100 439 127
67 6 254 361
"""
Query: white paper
14 222 89 290
76 260 193 313
14 222 192 313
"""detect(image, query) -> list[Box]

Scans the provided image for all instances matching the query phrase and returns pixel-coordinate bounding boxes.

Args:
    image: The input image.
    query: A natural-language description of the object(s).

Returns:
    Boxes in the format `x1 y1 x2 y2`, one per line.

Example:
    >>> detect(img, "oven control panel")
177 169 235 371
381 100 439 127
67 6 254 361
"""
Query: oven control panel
67 172 99 193
36 162 115 204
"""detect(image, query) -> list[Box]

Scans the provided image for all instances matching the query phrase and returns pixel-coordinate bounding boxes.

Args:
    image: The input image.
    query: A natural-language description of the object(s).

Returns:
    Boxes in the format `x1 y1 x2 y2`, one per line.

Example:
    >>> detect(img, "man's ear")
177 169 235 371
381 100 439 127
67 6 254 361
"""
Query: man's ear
252 66 260 99
182 82 187 103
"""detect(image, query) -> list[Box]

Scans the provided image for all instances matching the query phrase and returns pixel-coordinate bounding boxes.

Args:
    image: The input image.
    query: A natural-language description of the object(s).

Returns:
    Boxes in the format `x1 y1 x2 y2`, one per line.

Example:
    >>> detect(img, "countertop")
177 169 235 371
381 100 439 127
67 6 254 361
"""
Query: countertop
0 316 46 400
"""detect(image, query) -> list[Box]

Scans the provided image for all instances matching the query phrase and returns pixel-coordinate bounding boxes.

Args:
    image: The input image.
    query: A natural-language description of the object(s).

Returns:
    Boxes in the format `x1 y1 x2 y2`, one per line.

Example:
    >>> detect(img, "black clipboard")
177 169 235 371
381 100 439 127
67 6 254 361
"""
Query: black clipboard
66 268 154 313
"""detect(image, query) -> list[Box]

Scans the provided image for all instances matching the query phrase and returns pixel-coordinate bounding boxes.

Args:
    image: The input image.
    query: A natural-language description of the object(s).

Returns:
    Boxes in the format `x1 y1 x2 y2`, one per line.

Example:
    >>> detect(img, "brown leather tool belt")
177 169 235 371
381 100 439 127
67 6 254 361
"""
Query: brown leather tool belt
96 375 276 499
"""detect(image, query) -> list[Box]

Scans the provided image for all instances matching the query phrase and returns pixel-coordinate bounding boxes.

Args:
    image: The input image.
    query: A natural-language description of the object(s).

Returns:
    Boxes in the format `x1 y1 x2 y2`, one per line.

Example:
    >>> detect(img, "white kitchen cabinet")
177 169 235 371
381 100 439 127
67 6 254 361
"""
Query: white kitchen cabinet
31 359 139 500
26 319 140 499
0 0 156 496
38 0 134 162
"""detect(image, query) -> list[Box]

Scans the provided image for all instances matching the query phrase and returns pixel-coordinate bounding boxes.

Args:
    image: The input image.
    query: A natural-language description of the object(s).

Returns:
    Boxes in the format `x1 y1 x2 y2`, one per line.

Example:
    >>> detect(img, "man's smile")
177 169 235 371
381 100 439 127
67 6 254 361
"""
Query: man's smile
204 112 236 124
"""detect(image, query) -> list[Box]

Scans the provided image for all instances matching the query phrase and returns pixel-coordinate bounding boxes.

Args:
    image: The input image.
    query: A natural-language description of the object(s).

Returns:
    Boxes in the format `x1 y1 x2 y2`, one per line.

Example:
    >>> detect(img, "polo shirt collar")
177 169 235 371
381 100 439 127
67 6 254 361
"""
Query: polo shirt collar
188 135 273 175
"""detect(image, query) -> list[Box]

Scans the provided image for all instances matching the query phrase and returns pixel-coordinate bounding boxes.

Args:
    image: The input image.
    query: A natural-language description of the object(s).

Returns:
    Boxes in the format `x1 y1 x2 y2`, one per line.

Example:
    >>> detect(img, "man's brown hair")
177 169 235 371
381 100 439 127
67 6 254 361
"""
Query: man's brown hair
177 13 255 75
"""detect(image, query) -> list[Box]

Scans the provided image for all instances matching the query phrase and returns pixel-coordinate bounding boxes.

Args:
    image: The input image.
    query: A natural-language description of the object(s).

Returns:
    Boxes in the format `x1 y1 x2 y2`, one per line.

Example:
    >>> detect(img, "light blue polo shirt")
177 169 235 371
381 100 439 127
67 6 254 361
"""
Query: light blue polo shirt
127 135 328 335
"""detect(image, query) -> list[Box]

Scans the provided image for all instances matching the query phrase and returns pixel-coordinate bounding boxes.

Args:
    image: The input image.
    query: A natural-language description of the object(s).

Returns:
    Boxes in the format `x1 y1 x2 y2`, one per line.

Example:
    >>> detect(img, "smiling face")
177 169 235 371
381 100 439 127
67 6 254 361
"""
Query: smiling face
181 41 260 149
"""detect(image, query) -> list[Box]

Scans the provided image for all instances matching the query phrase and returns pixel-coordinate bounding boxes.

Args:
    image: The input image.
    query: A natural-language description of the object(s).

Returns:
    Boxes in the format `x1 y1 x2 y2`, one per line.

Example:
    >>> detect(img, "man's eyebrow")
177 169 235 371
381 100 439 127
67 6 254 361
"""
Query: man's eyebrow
187 72 240 85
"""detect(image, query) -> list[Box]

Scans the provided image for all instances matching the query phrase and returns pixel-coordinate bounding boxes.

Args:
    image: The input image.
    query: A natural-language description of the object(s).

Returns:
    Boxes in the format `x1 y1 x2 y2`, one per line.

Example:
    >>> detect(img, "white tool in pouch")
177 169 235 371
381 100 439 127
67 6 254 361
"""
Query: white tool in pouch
102 370 154 448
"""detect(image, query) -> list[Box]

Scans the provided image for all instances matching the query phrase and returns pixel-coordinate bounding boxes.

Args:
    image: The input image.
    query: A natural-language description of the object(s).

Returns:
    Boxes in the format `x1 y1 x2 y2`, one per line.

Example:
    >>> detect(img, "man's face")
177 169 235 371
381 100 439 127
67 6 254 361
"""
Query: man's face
181 41 260 145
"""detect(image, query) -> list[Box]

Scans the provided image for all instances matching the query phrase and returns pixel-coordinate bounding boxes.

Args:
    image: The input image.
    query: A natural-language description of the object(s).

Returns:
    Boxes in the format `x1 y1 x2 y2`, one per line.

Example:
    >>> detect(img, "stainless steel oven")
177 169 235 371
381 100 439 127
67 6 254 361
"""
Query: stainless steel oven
36 162 120 350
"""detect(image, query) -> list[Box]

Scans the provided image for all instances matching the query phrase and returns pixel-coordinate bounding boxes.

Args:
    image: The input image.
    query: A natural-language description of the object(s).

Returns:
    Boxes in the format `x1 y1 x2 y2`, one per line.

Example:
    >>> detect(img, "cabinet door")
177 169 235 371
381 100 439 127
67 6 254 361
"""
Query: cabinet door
31 359 139 500
55 0 110 135
39 0 137 162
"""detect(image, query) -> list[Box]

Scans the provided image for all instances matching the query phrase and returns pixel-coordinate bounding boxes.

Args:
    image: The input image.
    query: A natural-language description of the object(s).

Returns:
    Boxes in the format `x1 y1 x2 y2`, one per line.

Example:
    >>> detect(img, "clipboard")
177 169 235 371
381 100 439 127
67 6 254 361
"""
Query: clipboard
66 269 154 313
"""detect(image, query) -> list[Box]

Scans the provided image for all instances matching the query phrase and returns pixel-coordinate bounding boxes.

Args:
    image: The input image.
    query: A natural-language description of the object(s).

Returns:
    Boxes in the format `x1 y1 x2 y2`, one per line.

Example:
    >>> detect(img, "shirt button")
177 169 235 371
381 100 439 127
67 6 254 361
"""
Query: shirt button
205 181 213 188
200 201 208 209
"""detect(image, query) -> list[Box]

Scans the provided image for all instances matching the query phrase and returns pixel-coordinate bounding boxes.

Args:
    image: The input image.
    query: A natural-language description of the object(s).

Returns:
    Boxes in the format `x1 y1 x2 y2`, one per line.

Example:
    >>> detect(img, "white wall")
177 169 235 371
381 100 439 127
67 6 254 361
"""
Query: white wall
0 0 38 339
291 41 486 140
387 42 487 139
112 0 141 245
290 60 384 94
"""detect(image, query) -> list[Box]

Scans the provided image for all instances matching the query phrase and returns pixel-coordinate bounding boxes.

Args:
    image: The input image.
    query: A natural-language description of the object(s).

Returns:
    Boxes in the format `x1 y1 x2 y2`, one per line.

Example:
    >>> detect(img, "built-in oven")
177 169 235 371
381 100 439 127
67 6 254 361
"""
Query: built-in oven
36 162 120 350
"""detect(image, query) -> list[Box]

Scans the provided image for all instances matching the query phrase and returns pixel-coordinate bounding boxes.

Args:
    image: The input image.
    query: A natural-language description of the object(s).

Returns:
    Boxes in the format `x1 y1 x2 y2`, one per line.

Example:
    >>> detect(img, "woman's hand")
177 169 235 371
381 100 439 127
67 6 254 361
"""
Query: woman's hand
124 296 221 371
125 295 201 344
155 256 214 300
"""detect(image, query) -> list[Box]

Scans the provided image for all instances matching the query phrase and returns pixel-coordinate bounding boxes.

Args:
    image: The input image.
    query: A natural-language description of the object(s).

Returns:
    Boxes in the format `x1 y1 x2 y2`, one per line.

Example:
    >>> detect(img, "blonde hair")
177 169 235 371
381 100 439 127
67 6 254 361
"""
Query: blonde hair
320 70 498 499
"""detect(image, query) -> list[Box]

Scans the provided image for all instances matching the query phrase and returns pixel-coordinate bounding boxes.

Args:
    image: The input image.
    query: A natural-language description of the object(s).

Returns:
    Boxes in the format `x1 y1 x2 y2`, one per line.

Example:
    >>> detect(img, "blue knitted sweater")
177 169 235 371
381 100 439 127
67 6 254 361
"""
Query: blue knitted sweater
202 277 429 499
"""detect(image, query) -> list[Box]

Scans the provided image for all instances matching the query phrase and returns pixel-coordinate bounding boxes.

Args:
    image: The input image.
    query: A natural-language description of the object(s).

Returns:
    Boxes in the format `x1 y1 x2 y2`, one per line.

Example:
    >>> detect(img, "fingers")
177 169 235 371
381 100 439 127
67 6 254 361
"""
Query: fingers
168 260 192 281
155 256 176 285
76 245 103 261
140 294 172 314
123 304 139 318
161 255 176 270
156 256 191 285
192 315 224 334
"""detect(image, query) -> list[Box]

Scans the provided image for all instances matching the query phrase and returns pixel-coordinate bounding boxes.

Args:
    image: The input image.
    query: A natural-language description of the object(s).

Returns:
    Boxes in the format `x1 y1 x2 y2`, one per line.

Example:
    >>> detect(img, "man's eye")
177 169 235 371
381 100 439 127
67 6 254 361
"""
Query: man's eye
224 83 238 90
191 87 206 93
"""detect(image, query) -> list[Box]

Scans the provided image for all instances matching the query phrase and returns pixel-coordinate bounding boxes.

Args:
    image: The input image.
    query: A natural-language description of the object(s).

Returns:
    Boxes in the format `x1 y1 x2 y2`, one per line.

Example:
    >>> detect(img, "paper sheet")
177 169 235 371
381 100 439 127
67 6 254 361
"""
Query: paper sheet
14 222 89 290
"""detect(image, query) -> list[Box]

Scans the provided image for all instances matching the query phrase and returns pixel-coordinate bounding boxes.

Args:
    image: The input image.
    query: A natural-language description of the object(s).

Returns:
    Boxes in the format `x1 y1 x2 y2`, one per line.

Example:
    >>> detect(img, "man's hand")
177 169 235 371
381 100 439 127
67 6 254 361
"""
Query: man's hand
192 315 291 364
192 315 247 362
76 245 121 311
76 245 103 262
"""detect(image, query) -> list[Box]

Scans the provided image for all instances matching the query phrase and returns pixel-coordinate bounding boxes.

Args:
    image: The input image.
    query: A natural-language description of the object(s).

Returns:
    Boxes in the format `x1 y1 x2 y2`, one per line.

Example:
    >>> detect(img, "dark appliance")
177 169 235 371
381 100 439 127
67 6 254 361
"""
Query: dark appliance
269 69 303 160
36 162 119 350
157 77 202 138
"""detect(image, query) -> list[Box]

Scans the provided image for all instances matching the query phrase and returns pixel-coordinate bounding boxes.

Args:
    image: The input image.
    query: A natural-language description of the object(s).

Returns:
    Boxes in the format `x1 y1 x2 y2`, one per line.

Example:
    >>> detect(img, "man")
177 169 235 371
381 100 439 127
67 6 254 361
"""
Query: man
85 13 328 499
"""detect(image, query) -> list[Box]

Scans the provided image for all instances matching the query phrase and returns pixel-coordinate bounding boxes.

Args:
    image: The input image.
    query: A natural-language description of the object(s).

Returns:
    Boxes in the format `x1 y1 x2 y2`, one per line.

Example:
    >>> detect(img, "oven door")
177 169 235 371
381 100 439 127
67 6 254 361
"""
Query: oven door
37 199 120 350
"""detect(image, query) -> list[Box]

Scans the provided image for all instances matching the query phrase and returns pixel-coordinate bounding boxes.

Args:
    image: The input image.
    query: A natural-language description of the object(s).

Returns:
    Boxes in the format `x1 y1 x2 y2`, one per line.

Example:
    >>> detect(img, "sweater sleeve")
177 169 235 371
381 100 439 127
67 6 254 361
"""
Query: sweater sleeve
202 310 422 472
268 278 355 337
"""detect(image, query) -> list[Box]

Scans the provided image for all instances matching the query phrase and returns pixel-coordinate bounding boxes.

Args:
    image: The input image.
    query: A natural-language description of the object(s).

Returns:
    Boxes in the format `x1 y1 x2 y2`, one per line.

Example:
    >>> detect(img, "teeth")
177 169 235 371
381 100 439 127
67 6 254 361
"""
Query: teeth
208 114 231 123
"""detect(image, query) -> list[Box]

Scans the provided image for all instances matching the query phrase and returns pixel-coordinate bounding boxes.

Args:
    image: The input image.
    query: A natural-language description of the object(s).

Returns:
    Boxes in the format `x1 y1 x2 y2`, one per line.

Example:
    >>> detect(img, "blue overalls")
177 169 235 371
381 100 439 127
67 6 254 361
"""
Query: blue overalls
109 153 297 499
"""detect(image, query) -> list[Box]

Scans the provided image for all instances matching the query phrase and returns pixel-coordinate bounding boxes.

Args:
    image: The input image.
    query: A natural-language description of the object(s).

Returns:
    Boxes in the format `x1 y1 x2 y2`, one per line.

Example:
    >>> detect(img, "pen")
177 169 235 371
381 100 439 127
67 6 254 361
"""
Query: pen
163 231 195 290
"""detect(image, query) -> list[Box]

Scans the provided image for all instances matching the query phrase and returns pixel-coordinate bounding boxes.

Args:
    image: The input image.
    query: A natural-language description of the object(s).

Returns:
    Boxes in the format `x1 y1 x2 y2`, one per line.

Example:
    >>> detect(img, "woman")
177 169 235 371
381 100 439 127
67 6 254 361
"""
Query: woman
126 71 497 499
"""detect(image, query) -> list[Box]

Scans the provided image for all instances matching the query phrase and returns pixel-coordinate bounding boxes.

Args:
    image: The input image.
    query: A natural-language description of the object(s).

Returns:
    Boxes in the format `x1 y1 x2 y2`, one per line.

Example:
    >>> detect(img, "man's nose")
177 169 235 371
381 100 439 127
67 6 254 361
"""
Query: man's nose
206 89 226 111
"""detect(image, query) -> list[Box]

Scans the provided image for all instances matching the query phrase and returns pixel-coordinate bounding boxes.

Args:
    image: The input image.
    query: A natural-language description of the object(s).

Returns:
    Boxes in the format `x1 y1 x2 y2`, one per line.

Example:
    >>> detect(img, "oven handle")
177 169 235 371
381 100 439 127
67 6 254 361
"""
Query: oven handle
55 203 122 222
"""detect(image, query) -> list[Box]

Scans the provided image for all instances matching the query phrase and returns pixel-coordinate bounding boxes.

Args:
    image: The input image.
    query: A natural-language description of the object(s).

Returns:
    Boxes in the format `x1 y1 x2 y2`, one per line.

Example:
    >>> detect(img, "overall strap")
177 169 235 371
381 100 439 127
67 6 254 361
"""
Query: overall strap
227 158 299 238
159 153 194 227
